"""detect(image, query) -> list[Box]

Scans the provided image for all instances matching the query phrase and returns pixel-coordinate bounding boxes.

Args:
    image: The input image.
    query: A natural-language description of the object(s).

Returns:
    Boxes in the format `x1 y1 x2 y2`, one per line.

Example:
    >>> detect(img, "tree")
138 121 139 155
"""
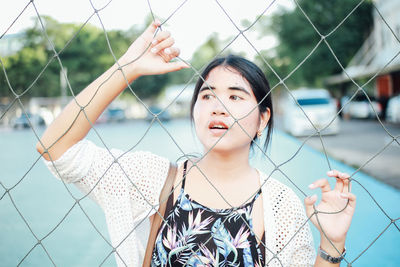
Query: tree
0 16 172 100
0 16 237 100
1 45 54 97
255 0 373 88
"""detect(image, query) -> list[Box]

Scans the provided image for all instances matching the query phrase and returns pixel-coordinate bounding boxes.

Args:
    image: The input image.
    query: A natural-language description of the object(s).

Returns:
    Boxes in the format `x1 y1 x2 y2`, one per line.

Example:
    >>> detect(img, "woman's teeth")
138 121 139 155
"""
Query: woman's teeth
212 125 226 129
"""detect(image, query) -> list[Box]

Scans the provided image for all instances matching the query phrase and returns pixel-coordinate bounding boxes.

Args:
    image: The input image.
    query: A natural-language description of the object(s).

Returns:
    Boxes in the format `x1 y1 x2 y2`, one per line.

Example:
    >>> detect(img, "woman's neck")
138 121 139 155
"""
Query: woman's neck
196 147 252 181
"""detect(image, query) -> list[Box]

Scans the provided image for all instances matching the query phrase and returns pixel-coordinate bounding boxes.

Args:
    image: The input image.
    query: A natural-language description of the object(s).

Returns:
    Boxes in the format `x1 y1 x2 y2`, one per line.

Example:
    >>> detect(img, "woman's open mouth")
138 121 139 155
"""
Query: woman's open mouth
208 120 229 136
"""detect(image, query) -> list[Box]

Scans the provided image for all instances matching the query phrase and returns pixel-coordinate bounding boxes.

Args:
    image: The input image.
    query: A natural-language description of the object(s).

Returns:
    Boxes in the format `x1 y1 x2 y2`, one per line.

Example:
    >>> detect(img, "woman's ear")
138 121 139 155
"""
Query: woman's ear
258 108 271 133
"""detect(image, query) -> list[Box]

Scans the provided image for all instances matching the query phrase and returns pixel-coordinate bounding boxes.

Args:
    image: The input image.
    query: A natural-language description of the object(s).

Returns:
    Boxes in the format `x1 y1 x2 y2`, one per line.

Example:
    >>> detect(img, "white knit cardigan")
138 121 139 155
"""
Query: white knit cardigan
44 139 315 266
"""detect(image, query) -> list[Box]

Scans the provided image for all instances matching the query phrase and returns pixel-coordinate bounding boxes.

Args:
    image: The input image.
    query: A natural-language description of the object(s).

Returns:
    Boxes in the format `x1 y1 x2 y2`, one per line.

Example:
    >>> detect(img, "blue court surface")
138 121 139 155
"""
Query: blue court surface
1 119 399 266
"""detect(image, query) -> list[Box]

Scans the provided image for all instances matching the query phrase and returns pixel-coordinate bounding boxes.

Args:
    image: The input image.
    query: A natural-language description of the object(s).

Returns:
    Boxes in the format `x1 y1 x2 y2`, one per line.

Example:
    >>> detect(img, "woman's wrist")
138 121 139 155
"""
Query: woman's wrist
117 55 140 83
319 236 346 257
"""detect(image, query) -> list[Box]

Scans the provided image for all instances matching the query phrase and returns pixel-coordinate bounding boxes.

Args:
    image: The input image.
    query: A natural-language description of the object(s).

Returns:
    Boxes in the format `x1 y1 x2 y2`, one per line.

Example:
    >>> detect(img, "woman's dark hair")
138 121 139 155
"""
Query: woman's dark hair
190 54 274 152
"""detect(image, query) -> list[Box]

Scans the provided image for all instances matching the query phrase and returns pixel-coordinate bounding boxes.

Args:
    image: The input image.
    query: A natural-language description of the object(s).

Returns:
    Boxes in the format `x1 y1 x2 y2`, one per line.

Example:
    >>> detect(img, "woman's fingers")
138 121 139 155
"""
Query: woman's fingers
151 36 175 55
333 177 344 192
304 194 318 217
327 169 339 177
338 171 350 181
327 170 350 192
121 20 188 77
142 20 161 39
157 59 189 74
149 30 180 63
164 47 180 59
328 169 351 193
308 178 331 193
327 169 350 181
342 176 351 194
309 171 351 194
151 31 171 47
340 192 356 209
338 172 351 193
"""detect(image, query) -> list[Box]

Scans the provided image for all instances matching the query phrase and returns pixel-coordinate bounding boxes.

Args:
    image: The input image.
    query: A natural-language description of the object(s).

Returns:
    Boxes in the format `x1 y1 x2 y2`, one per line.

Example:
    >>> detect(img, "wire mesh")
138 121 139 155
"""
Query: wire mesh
0 0 399 266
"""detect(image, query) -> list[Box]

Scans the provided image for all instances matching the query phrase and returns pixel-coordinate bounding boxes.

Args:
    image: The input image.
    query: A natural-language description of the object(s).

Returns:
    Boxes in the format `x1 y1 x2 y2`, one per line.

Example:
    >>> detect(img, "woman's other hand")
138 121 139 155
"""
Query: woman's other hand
119 20 189 82
304 170 356 256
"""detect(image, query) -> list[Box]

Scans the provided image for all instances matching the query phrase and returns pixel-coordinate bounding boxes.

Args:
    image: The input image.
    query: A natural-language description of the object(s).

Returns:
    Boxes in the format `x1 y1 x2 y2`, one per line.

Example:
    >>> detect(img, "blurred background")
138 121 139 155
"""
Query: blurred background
1 0 399 266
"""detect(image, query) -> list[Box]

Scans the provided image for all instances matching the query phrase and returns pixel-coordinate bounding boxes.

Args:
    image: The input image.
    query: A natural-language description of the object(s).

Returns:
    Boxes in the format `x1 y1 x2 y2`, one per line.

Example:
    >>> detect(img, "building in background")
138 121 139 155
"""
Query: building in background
326 0 400 120
0 33 24 56
161 84 195 118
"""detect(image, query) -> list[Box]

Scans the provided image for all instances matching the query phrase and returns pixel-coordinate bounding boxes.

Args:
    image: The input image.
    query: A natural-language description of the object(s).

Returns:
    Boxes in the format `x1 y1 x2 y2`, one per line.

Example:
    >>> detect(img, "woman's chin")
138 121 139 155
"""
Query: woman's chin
201 142 248 156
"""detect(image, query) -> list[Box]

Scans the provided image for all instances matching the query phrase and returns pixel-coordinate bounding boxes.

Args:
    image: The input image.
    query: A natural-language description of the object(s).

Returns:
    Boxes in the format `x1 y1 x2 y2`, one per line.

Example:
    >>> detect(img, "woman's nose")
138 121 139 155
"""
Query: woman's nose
211 99 228 116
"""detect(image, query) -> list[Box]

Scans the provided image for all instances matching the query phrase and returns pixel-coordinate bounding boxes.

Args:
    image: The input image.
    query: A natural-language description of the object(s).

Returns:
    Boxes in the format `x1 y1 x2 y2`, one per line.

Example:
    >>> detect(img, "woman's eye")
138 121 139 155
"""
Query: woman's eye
202 94 213 100
230 95 241 101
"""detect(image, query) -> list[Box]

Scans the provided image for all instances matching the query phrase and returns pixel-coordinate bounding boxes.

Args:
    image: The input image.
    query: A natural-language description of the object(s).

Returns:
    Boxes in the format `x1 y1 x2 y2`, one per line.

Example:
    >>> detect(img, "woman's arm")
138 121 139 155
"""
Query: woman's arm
36 20 188 161
304 170 356 266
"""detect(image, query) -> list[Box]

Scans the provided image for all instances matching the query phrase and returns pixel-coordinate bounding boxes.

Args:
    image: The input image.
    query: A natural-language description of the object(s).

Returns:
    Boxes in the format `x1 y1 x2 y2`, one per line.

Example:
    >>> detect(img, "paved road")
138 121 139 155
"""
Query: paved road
1 119 399 265
275 116 400 189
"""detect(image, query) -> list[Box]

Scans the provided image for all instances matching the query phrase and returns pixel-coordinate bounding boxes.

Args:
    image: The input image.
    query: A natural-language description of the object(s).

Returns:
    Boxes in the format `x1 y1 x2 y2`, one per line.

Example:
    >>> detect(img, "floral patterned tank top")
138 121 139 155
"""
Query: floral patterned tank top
151 161 265 266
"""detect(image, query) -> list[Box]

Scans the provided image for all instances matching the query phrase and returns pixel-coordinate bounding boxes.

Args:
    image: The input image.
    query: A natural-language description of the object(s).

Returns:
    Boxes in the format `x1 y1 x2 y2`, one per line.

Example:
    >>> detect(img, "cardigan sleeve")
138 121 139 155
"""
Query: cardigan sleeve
42 139 170 215
287 189 316 266
265 178 316 266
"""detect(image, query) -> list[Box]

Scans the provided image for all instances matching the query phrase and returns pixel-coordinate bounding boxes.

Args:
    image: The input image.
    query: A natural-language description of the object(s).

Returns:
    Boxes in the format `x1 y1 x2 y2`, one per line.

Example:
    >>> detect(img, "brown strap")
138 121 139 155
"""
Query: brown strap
142 162 177 267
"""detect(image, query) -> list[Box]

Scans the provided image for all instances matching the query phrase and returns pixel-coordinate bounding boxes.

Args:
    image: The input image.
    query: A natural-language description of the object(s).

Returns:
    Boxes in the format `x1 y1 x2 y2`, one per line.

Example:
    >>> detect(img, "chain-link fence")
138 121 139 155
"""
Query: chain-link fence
1 0 399 266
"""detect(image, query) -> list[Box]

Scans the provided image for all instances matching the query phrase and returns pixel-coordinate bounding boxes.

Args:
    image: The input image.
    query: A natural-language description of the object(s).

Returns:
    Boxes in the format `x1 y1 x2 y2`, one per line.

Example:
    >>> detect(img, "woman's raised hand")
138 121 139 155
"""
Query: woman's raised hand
304 170 356 254
119 20 189 82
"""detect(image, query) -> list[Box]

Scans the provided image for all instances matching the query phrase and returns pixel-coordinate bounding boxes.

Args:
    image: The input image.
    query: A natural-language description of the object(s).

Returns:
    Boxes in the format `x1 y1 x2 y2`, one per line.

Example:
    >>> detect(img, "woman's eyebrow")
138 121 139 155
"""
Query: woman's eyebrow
228 86 251 95
199 86 215 92
199 86 250 95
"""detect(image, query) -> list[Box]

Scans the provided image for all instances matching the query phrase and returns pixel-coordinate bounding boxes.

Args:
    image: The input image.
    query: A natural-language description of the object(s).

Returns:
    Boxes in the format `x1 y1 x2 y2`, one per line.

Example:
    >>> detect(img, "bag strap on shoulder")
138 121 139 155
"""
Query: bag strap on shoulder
142 162 177 266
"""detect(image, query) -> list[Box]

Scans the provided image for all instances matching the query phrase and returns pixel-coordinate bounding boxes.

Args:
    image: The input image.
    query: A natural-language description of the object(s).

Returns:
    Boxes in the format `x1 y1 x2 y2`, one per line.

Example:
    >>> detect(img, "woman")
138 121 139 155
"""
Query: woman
37 20 355 266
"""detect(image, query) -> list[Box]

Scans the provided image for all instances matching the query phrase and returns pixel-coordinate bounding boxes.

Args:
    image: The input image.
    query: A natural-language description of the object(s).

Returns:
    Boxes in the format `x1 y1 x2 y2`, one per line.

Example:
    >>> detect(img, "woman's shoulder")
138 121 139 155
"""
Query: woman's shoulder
44 138 171 181
66 138 170 163
257 170 304 207
258 170 293 192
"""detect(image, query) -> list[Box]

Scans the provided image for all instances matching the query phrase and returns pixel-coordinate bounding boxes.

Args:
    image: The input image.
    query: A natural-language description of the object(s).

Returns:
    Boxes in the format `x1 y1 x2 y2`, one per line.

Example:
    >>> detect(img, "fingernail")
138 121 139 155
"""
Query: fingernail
154 19 161 25
151 48 157 53
164 48 171 54
152 39 158 45
327 170 334 175
308 183 315 189
340 193 347 198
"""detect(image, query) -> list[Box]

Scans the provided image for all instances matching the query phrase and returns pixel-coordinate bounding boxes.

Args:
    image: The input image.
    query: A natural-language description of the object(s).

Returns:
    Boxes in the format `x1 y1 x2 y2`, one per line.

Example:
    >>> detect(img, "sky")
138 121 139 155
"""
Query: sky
0 0 293 60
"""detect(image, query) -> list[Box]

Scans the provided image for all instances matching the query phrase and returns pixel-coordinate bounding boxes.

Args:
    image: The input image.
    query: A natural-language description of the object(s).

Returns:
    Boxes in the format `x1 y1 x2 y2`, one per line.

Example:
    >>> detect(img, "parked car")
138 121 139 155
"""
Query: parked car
282 88 340 136
343 93 382 119
107 108 126 122
96 107 126 123
12 113 45 129
387 95 400 123
145 106 171 122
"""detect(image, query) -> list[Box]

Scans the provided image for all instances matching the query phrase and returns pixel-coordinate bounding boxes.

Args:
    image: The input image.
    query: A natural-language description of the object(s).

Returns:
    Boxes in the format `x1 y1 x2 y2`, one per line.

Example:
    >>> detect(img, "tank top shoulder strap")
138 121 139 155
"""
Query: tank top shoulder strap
248 170 263 210
248 187 262 211
181 160 188 190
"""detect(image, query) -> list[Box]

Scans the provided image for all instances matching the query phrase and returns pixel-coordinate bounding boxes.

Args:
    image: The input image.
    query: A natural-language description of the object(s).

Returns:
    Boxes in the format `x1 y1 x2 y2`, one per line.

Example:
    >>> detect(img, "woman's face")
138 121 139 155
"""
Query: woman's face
193 66 269 154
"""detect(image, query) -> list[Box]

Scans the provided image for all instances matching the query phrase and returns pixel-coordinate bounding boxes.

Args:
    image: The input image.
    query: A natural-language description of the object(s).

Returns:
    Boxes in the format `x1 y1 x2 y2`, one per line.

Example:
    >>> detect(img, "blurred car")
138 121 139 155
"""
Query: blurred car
387 95 400 123
107 108 126 122
97 107 126 123
343 93 382 119
12 112 45 129
282 88 340 136
145 106 171 122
